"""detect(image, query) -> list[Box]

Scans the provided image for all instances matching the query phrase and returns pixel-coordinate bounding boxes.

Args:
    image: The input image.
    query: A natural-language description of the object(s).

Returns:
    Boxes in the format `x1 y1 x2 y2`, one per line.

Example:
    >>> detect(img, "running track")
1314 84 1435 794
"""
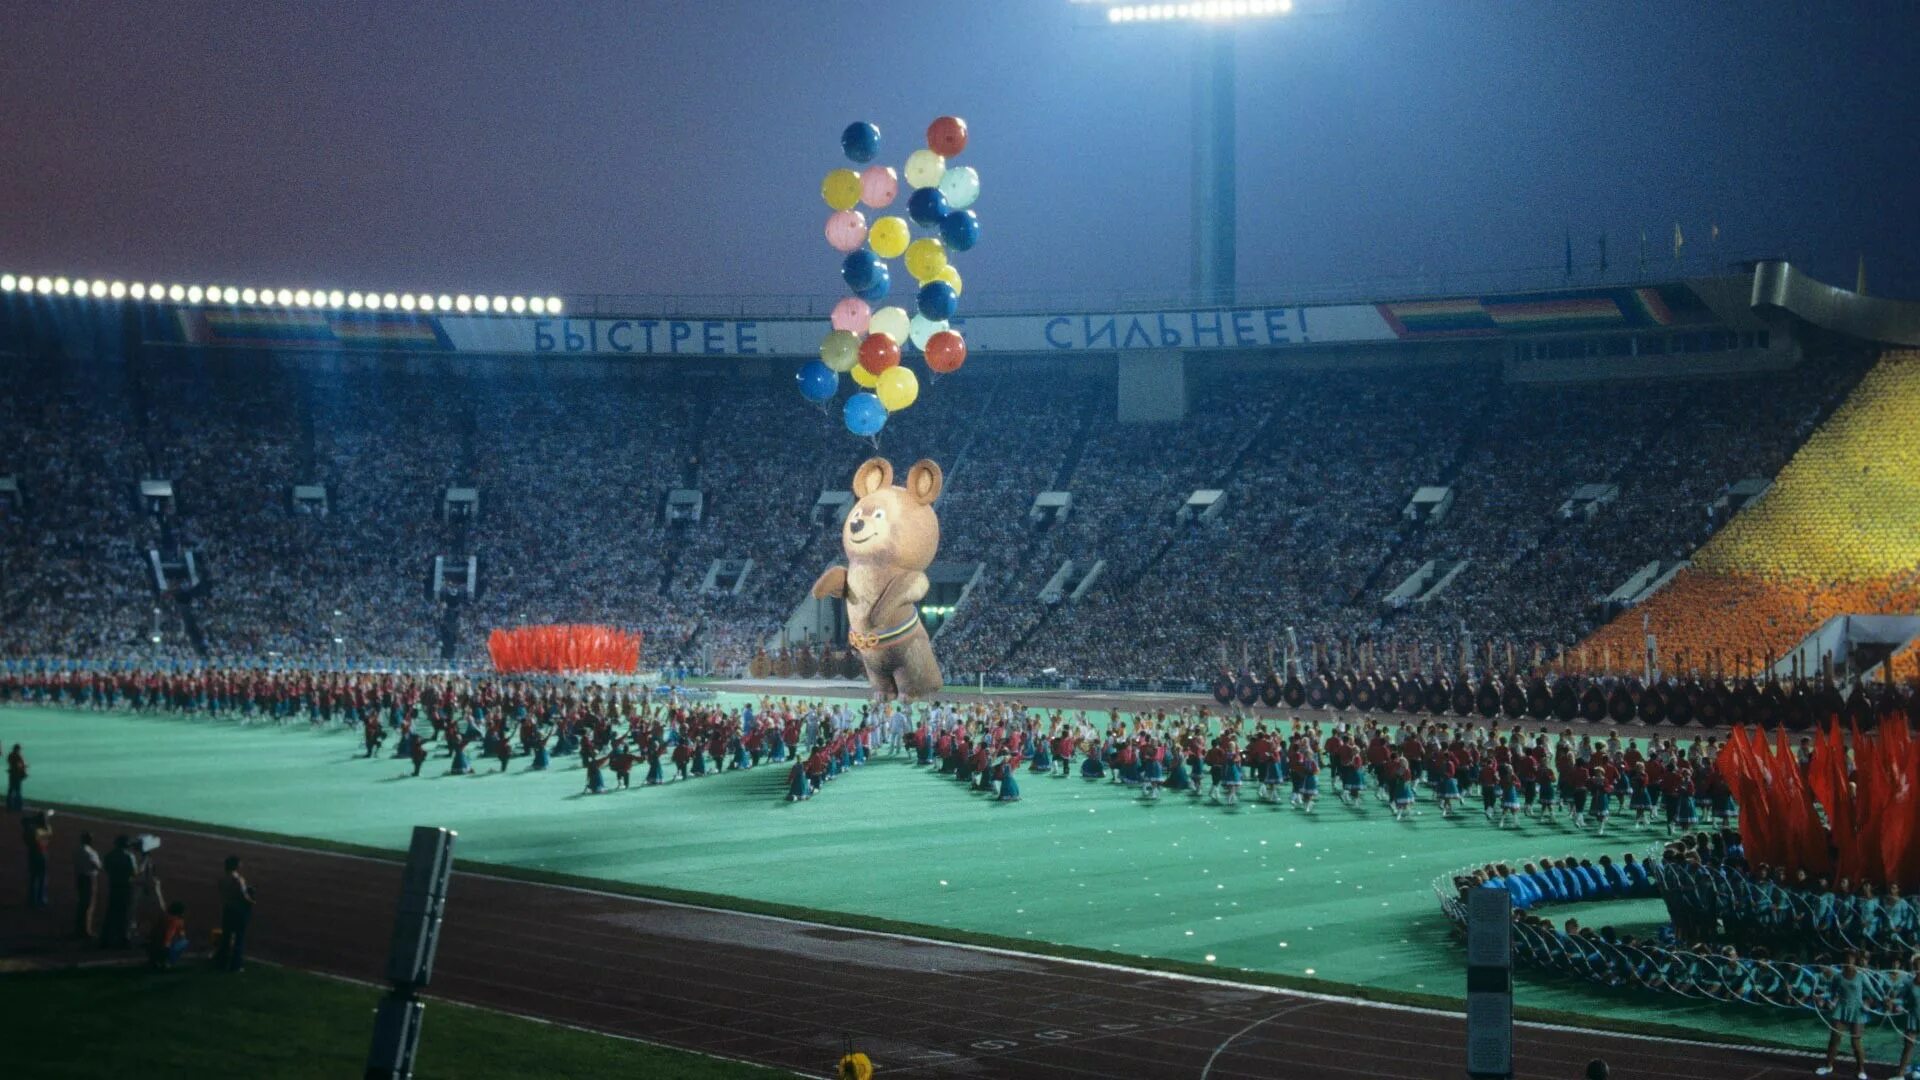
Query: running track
2 810 1812 1079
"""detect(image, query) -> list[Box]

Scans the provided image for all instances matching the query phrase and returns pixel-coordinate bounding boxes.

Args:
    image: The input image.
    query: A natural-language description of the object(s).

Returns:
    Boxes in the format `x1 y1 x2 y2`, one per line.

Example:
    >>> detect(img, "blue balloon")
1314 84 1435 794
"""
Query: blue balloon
853 263 890 303
797 359 838 403
841 121 880 164
939 209 980 252
844 392 888 437
915 281 958 321
907 186 950 228
841 250 883 292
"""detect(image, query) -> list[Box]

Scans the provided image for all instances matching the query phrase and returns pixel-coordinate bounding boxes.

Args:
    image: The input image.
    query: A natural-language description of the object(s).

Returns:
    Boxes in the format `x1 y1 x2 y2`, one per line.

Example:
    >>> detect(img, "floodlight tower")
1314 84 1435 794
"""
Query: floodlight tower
1073 1 1337 307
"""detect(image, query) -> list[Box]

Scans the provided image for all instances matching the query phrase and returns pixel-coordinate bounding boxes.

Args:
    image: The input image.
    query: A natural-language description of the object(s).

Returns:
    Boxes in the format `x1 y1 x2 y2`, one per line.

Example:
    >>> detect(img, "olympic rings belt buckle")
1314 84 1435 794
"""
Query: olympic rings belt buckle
850 610 919 651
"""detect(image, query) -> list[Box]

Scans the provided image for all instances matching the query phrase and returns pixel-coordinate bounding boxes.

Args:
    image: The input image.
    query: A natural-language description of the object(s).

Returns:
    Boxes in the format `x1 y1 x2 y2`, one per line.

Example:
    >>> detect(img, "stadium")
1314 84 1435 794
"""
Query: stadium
5 4 1920 1080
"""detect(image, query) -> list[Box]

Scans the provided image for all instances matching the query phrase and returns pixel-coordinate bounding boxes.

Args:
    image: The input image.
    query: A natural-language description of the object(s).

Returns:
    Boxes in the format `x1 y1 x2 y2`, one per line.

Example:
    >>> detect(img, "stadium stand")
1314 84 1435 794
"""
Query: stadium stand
1580 350 1920 673
0 340 1894 684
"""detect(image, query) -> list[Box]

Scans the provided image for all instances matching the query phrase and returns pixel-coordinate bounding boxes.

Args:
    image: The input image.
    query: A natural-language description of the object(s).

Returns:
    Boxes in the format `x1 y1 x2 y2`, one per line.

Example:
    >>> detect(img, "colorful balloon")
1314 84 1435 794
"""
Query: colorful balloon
904 237 948 283
938 209 979 252
820 329 861 372
867 216 910 259
908 312 949 349
936 165 980 210
844 392 888 436
822 169 861 211
926 329 967 374
867 305 910 344
797 359 838 403
825 209 868 253
851 361 880 388
904 148 946 190
854 267 890 303
830 297 871 335
859 165 898 209
858 333 900 375
877 366 920 411
926 115 968 157
841 121 881 164
841 249 884 292
935 264 963 296
915 281 958 321
907 186 950 228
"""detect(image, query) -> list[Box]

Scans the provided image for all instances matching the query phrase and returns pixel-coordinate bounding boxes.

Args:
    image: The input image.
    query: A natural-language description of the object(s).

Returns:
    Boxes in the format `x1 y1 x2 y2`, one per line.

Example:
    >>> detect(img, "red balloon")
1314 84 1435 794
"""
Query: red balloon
925 330 966 374
858 333 901 375
927 115 968 158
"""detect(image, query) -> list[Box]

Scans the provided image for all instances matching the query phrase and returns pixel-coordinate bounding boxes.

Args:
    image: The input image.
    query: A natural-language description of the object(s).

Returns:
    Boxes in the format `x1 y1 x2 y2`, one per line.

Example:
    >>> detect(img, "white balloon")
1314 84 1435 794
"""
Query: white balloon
937 165 980 210
869 305 911 344
909 313 950 350
904 148 947 190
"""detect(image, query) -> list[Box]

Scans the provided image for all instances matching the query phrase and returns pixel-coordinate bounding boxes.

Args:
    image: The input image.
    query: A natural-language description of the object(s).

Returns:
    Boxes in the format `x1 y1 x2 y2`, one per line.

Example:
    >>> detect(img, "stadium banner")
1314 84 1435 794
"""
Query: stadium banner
162 284 1711 356
434 303 1397 356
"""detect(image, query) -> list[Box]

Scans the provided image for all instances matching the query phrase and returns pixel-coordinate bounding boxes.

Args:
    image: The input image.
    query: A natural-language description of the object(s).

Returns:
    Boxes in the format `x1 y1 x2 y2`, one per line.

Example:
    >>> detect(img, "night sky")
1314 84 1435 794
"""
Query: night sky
4 0 1918 305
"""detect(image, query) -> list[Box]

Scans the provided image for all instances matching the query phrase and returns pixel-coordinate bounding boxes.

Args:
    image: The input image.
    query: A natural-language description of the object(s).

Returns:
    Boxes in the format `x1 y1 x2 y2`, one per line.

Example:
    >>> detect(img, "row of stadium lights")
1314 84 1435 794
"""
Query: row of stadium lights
0 273 562 315
1106 0 1294 21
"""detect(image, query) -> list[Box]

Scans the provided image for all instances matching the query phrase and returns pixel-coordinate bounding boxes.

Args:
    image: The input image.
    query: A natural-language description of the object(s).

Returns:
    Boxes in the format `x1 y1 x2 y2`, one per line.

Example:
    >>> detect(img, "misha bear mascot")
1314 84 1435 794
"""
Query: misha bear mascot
811 457 945 703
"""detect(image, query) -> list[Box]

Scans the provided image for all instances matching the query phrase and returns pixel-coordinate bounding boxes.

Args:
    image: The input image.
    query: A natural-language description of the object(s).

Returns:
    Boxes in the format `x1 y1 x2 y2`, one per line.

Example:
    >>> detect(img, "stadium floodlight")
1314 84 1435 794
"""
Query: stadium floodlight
435 294 452 311
547 297 564 314
220 286 236 303
90 279 108 297
241 287 258 304
455 295 472 312
382 292 399 310
529 297 547 314
37 276 55 294
400 293 417 311
294 289 311 306
148 283 164 300
130 283 147 299
110 281 127 299
0 273 14 292
188 285 205 303
491 295 507 312
347 291 363 308
272 288 290 305
510 296 527 313
474 296 490 312
325 290 341 307
54 277 72 295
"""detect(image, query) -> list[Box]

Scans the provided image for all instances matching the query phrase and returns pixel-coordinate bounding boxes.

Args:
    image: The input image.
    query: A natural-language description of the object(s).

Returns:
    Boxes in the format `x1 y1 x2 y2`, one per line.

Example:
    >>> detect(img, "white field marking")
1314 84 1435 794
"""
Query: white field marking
1200 1001 1322 1080
275 960 824 1079
57 806 1819 1063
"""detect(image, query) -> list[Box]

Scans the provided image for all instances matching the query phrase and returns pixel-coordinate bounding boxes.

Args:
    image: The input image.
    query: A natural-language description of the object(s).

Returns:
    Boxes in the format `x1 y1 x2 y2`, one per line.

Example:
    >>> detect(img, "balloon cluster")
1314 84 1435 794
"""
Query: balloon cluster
799 116 978 438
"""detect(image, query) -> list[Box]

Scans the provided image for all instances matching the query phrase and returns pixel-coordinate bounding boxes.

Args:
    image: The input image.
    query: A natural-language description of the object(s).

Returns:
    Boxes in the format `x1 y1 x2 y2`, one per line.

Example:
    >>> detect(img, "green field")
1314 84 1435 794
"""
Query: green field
0 963 789 1079
0 701 1867 1056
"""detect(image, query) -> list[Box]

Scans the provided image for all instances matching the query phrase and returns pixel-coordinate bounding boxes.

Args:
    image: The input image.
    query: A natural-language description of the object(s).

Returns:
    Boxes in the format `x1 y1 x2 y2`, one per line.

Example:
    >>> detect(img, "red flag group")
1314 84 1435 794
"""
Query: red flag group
487 625 641 675
1722 716 1920 890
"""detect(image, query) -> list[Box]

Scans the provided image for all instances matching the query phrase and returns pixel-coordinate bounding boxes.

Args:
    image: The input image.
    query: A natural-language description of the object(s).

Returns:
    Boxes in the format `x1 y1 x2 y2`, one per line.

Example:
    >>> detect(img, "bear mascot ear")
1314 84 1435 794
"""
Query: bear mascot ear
907 460 943 504
852 458 894 498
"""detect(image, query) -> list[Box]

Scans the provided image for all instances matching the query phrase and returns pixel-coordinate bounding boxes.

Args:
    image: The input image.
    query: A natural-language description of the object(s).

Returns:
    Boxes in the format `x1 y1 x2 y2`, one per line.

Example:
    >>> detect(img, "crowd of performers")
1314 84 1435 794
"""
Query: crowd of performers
0 667 892 800
898 697 1735 835
0 668 1742 832
1448 832 1920 1080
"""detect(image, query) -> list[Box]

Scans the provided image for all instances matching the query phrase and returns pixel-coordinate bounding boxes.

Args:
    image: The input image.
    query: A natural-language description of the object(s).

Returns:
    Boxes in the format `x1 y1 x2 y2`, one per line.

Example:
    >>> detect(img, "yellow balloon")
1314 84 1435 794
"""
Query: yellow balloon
936 264 963 297
851 362 880 388
820 329 860 373
905 237 948 283
868 216 910 259
876 365 920 411
821 169 861 211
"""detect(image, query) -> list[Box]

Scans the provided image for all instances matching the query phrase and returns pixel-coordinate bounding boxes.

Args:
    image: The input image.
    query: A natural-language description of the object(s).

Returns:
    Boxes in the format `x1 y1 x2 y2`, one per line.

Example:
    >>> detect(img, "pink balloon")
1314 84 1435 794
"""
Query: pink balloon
824 209 868 253
831 297 871 335
859 165 898 209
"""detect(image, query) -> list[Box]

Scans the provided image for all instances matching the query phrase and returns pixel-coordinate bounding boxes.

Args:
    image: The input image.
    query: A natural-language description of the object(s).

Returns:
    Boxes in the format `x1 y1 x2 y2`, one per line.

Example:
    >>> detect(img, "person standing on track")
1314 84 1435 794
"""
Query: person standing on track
5 743 26 812
73 830 101 938
215 855 255 972
21 809 52 909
